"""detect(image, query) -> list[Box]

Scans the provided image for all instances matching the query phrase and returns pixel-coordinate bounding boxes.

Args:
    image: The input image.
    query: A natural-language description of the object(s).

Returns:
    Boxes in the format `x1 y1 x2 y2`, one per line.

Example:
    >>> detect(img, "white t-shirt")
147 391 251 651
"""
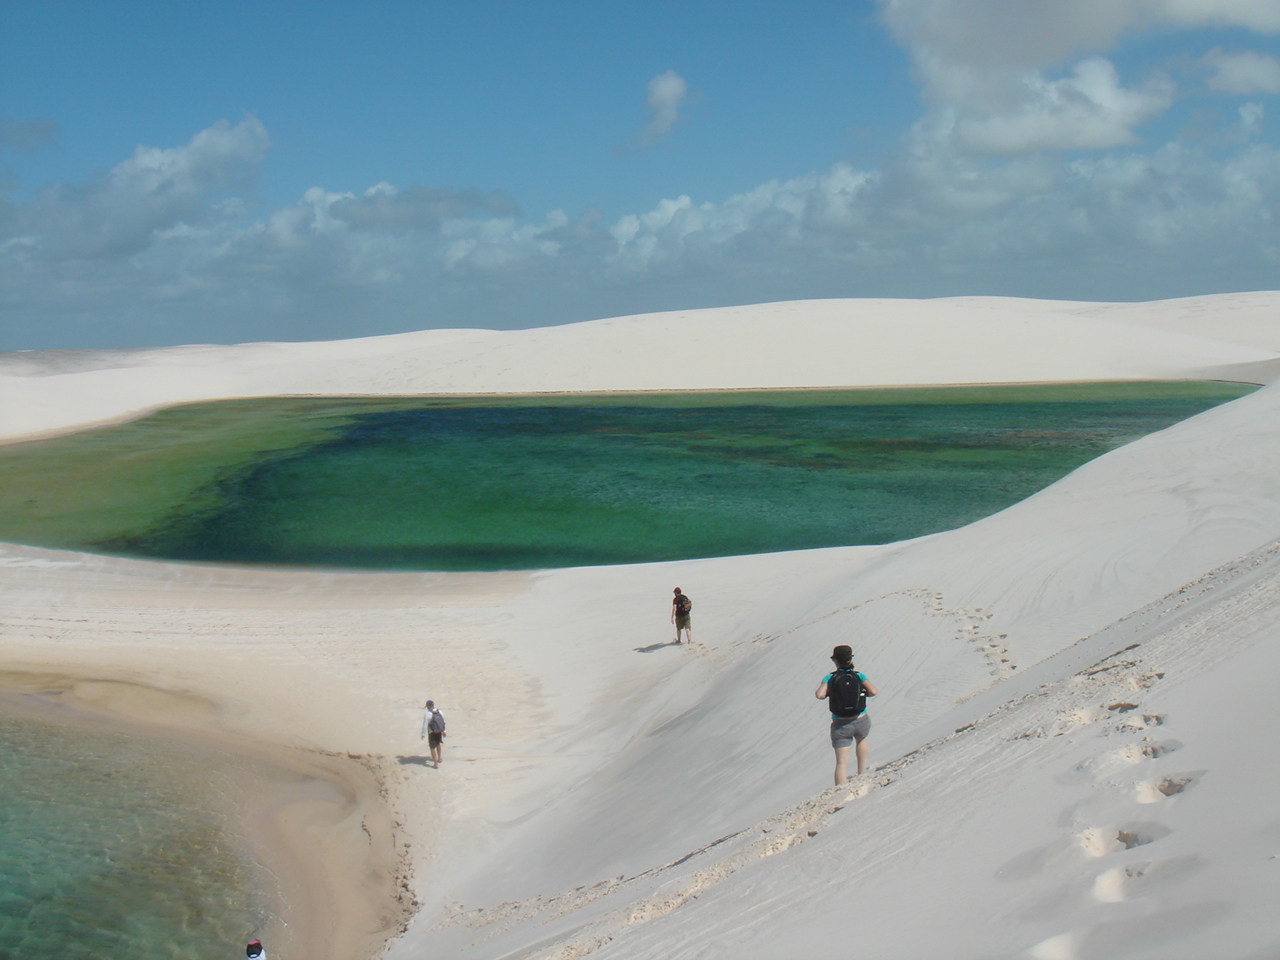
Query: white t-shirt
423 707 445 736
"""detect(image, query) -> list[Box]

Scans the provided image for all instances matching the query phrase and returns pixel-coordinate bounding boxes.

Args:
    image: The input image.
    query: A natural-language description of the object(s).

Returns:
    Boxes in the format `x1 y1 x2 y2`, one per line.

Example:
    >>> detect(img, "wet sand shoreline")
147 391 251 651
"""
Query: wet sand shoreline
0 673 409 960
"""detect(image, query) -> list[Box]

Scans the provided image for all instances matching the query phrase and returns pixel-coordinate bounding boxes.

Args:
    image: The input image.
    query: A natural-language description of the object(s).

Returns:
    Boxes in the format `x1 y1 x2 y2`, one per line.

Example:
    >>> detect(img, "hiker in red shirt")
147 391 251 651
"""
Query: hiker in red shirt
671 587 693 644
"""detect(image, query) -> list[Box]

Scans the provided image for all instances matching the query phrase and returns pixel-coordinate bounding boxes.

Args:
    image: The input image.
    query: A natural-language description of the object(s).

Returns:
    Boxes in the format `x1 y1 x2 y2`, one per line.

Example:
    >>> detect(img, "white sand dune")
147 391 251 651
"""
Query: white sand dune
1 292 1279 960
2 293 1277 442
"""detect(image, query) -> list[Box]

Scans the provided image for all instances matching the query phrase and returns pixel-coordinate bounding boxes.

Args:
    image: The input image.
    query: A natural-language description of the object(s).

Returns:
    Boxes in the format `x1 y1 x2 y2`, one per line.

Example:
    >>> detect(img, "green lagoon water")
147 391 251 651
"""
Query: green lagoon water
0 382 1255 570
0 709 265 959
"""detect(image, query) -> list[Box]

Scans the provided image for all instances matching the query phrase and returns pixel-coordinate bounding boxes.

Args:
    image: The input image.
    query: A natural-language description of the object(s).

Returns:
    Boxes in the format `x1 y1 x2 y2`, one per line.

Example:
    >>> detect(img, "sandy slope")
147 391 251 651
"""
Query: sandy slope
1 293 1279 960
395 375 1280 960
1074 290 1280 352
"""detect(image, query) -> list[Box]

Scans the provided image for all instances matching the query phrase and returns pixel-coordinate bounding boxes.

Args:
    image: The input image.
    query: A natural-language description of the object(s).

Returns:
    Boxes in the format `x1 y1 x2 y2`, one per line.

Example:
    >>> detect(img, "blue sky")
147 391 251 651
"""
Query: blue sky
3 0 1280 349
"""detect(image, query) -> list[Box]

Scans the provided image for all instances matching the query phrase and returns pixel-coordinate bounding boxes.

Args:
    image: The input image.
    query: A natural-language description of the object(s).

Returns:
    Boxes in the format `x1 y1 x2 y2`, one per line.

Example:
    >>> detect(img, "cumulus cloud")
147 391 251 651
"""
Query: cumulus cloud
6 110 1280 351
609 164 875 272
1204 48 1280 93
0 118 59 153
882 0 1280 154
3 116 268 260
945 58 1176 154
882 0 1280 71
633 70 688 146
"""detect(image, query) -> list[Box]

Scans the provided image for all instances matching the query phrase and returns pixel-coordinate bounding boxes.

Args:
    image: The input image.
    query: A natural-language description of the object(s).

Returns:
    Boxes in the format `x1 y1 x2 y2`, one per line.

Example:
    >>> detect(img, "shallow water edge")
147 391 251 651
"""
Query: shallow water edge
0 672 409 960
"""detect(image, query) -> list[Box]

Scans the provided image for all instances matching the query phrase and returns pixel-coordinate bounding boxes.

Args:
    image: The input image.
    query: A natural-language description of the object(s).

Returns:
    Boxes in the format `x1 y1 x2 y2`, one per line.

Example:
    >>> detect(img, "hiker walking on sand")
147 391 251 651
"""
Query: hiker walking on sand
671 587 693 644
422 700 446 768
815 645 878 785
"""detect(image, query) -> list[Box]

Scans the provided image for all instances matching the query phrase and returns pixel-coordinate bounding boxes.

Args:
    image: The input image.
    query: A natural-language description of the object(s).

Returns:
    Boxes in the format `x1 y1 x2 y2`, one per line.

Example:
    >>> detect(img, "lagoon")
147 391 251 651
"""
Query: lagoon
0 383 1255 571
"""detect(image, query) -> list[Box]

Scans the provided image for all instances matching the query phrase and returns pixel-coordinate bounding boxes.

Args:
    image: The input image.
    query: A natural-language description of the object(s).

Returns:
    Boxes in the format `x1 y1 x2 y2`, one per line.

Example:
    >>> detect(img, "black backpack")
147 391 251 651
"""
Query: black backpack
675 594 691 615
827 668 865 718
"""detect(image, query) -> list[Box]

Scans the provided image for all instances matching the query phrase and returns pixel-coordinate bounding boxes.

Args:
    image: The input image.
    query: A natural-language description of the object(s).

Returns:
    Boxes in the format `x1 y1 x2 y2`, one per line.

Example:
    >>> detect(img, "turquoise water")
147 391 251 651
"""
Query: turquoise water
0 384 1256 570
0 709 266 959
120 387 1251 569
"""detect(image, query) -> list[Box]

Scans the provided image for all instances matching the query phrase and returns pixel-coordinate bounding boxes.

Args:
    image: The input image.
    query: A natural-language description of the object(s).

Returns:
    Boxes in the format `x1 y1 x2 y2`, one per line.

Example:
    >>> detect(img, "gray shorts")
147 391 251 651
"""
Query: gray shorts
830 714 870 749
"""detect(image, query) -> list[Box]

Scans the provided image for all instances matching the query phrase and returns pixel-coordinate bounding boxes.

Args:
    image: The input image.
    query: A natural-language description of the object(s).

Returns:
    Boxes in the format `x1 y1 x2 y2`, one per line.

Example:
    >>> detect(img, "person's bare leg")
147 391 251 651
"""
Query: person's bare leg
833 745 851 785
855 739 869 776
431 743 442 768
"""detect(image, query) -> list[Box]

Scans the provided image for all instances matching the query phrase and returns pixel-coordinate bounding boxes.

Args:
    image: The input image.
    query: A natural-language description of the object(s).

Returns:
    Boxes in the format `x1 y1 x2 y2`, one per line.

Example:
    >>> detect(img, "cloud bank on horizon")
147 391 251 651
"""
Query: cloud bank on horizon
3 0 1280 349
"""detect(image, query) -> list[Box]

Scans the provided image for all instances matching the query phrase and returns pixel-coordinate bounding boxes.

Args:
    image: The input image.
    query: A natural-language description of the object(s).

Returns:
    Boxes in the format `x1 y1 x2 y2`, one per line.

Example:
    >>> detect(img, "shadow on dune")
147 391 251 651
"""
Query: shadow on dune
633 641 682 653
396 755 434 767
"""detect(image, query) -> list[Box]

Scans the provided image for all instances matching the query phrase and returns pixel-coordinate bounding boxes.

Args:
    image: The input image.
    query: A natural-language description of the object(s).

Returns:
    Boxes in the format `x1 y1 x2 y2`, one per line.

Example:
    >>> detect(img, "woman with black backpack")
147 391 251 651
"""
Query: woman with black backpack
815 644 878 785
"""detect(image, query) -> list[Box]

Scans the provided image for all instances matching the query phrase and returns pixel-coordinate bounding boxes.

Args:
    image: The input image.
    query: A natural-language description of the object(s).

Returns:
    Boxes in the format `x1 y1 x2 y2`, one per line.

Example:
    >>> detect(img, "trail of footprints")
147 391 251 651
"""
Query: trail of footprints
899 587 1017 680
439 541 1280 957
1021 538 1280 956
431 769 897 957
786 587 1016 679
683 588 1015 683
1014 646 1210 958
438 645 1130 959
429 642 1201 960
446 543 1280 958
432 632 1154 960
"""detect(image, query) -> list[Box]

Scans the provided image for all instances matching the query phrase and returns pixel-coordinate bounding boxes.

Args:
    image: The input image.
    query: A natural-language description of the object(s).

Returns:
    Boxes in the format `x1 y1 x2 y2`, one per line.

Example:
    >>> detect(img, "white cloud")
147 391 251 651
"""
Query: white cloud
636 70 688 146
6 69 1280 350
1160 0 1280 32
882 0 1280 70
1240 101 1266 135
947 58 1176 153
3 116 268 260
1204 48 1280 93
881 0 1280 155
609 164 875 271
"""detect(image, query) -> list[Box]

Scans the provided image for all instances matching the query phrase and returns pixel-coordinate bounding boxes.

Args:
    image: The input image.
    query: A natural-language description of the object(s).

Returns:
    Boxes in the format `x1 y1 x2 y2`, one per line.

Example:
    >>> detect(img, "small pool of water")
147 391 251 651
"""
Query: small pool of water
0 708 266 959
0 383 1255 570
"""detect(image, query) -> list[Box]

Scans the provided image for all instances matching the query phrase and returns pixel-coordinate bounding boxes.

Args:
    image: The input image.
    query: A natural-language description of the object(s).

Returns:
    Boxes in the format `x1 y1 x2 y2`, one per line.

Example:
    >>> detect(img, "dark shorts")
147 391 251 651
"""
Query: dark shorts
428 732 444 748
675 614 691 630
830 714 870 749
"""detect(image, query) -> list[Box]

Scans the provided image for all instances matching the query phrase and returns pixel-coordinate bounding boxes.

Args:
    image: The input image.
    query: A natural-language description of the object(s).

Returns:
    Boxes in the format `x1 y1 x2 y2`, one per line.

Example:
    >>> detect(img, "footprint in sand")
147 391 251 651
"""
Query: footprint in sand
1134 770 1205 804
1138 738 1184 760
1090 854 1204 902
999 814 1180 883
1025 902 1230 959
1078 821 1172 857
1056 738 1183 785
1114 712 1164 733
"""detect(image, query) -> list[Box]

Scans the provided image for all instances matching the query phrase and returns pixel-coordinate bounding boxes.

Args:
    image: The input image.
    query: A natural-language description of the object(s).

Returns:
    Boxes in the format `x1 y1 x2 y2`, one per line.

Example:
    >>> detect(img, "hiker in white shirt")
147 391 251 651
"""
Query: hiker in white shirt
423 700 446 768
